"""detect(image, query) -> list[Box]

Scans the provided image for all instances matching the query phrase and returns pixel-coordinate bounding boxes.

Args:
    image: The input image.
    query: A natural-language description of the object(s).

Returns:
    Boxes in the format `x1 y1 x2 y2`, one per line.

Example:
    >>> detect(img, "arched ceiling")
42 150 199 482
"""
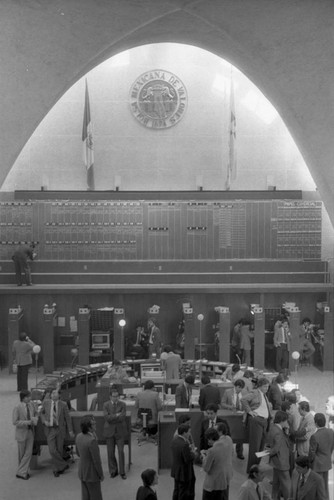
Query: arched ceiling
1 0 334 223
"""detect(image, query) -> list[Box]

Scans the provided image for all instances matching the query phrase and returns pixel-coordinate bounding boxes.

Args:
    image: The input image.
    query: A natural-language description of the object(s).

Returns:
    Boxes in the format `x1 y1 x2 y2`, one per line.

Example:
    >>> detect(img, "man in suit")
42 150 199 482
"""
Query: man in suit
274 317 291 372
12 390 39 480
103 387 127 479
12 331 36 391
308 412 334 499
175 374 195 409
147 317 161 357
298 318 315 363
76 414 104 500
40 388 74 476
221 378 245 459
200 403 230 451
136 468 158 500
241 377 272 473
199 375 221 411
267 374 286 411
238 464 272 500
12 242 37 286
240 320 254 366
291 402 316 457
135 379 162 435
268 411 292 500
161 345 182 380
290 455 326 500
231 319 243 363
222 363 244 382
171 423 196 500
201 427 233 500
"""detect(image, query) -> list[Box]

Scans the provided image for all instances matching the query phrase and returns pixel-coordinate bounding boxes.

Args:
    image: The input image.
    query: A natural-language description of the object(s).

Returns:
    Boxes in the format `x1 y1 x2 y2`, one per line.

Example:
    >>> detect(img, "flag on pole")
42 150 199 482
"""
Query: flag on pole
225 69 237 190
82 79 95 190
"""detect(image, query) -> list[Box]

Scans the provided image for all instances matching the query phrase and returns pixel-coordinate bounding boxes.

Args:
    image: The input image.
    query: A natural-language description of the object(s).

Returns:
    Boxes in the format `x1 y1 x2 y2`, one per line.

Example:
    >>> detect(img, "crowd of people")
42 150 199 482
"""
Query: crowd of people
229 316 322 373
12 365 334 500
10 313 333 500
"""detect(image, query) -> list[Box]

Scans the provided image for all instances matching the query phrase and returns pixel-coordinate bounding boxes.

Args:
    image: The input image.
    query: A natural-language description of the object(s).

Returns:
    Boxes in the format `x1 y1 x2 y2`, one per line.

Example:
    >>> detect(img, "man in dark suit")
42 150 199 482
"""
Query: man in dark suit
175 374 195 409
308 412 334 499
267 374 286 410
40 388 74 476
12 242 37 286
221 378 245 459
103 387 127 479
147 317 161 357
198 375 220 411
274 317 291 372
12 390 39 480
290 455 326 500
268 411 292 500
134 379 162 432
171 423 196 500
200 403 230 451
136 468 158 500
241 377 272 473
76 414 104 500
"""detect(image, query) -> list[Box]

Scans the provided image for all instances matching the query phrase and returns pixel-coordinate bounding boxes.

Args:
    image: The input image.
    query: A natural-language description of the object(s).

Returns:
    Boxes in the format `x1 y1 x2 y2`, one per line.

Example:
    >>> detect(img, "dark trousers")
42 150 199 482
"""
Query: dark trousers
316 471 329 499
106 435 125 475
246 416 268 473
13 257 32 285
17 364 31 391
276 344 289 371
173 477 195 500
44 426 68 472
202 486 229 500
272 469 291 500
236 442 244 457
81 480 103 500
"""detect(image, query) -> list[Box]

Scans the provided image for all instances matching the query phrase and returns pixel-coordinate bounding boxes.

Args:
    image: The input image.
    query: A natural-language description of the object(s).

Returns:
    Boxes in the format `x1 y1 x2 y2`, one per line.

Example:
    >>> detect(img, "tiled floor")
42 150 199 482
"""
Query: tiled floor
1 365 333 500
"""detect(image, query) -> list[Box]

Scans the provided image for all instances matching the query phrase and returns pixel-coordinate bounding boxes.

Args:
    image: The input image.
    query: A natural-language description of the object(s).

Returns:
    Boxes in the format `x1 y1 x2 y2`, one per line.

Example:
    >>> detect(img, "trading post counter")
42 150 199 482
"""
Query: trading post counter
158 409 248 470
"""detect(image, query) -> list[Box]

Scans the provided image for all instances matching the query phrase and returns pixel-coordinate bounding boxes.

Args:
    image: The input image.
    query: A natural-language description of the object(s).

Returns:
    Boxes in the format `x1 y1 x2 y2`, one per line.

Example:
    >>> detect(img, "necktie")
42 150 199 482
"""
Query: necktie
52 401 58 426
283 328 286 343
300 474 305 488
209 420 214 428
26 403 32 429
256 484 261 500
26 403 31 420
236 393 241 410
50 401 53 426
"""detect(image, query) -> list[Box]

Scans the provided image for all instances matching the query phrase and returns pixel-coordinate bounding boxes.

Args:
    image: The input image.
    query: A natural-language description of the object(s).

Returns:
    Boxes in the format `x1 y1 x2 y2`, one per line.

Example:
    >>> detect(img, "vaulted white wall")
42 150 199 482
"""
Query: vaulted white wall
1 0 334 226
2 44 315 193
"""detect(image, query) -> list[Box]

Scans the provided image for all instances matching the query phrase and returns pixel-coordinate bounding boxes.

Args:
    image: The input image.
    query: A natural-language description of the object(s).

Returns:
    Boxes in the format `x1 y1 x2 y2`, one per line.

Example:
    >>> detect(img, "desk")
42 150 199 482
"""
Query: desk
33 410 132 470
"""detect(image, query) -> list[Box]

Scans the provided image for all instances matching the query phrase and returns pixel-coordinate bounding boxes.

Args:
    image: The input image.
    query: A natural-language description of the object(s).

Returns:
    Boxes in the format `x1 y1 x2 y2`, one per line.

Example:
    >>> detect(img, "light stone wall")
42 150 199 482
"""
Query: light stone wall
2 44 315 193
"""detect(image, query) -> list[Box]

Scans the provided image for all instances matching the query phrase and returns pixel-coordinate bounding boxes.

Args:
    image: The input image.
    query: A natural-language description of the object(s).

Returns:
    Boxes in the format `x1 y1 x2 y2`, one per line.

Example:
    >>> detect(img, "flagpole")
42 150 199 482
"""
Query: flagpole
82 79 95 190
225 66 236 191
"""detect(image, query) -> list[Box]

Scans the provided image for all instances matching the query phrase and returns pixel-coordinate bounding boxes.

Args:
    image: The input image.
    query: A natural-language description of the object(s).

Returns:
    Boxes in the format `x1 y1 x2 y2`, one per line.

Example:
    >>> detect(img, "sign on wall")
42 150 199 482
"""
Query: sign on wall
129 69 187 129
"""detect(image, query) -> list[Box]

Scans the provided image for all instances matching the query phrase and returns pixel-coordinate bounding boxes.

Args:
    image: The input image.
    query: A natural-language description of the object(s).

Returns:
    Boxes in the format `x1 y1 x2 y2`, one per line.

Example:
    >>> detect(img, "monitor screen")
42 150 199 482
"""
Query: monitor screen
91 332 110 349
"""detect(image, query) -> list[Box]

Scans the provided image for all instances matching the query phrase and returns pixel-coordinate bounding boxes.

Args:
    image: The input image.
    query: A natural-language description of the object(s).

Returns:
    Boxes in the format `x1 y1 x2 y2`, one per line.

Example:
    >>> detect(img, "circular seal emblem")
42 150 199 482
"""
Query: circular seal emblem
130 69 187 129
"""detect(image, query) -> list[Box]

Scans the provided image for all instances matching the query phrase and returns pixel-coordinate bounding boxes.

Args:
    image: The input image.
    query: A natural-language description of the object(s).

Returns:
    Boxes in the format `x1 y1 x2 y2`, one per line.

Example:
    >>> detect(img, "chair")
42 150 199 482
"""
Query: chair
136 408 158 446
